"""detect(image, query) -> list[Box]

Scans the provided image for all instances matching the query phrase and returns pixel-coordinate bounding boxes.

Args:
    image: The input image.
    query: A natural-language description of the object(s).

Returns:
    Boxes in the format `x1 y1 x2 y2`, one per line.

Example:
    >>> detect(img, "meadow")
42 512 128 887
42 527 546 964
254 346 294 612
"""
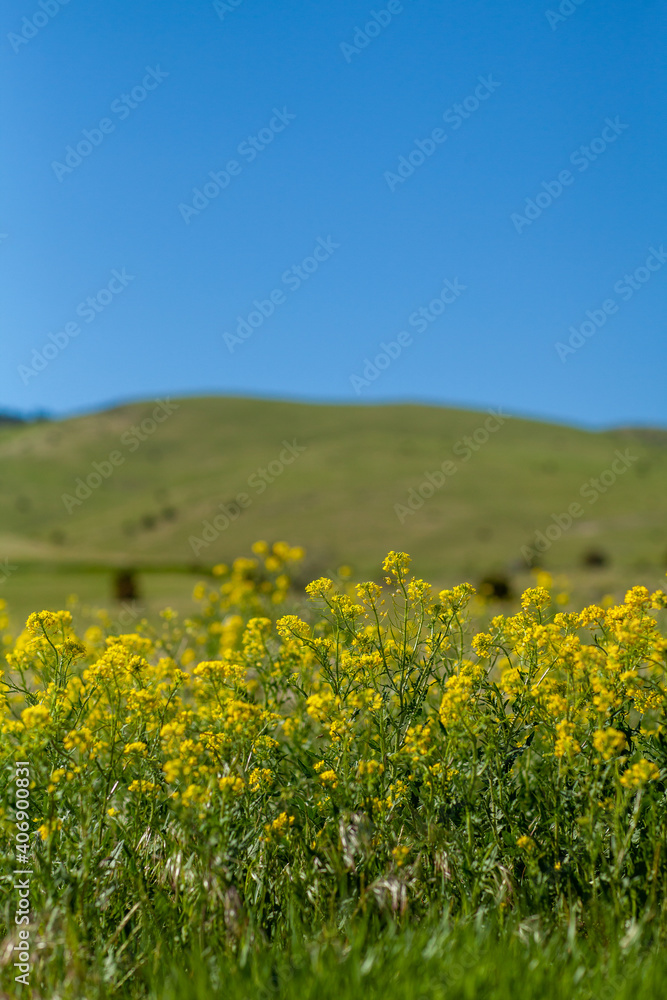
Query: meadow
2 397 667 624
1 542 666 997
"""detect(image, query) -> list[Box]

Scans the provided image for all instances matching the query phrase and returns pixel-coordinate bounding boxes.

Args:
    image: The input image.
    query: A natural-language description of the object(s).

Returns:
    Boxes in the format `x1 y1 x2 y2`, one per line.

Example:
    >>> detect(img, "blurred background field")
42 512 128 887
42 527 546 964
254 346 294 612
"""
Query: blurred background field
1 395 665 626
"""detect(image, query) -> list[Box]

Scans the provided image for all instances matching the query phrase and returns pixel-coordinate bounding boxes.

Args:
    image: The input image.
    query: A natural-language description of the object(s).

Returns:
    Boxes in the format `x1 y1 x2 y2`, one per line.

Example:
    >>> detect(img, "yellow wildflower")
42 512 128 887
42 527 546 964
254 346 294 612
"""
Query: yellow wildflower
592 728 627 761
620 760 660 789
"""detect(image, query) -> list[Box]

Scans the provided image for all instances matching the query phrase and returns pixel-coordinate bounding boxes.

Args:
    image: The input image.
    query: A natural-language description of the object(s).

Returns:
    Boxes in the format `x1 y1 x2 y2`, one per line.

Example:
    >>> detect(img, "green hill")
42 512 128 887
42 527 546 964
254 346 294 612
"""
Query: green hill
1 396 666 619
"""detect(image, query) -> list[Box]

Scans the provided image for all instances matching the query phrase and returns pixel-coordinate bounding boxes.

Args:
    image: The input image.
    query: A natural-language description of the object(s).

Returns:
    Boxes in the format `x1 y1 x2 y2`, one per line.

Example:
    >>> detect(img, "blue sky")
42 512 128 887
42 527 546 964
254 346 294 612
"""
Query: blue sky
1 0 665 428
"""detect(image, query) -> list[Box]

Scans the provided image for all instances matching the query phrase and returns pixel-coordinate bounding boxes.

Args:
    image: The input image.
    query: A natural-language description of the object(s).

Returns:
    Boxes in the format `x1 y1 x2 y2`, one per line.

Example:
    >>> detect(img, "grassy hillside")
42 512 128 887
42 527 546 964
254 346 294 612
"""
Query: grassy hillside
1 396 666 618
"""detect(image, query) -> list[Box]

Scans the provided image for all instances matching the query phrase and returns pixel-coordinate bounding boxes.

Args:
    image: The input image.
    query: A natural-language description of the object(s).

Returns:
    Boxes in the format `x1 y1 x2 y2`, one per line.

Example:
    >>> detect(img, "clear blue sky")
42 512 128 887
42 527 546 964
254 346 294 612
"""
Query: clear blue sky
2 0 665 428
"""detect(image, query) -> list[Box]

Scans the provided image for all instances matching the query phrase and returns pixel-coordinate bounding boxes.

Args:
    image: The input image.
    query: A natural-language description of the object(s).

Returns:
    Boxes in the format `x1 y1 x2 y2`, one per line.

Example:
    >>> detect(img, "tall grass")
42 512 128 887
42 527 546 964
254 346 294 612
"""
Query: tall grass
1 544 666 996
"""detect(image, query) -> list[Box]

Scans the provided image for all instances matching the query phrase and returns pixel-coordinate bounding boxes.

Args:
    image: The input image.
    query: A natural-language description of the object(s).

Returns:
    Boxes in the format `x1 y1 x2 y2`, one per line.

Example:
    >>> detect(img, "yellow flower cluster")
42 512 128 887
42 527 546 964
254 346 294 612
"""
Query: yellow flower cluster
1 543 665 931
619 759 660 789
592 727 627 761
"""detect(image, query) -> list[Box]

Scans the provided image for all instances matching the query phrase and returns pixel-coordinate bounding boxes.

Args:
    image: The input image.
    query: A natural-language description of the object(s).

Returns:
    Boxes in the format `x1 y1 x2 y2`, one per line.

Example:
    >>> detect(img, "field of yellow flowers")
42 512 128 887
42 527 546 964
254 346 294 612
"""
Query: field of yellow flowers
2 543 667 998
